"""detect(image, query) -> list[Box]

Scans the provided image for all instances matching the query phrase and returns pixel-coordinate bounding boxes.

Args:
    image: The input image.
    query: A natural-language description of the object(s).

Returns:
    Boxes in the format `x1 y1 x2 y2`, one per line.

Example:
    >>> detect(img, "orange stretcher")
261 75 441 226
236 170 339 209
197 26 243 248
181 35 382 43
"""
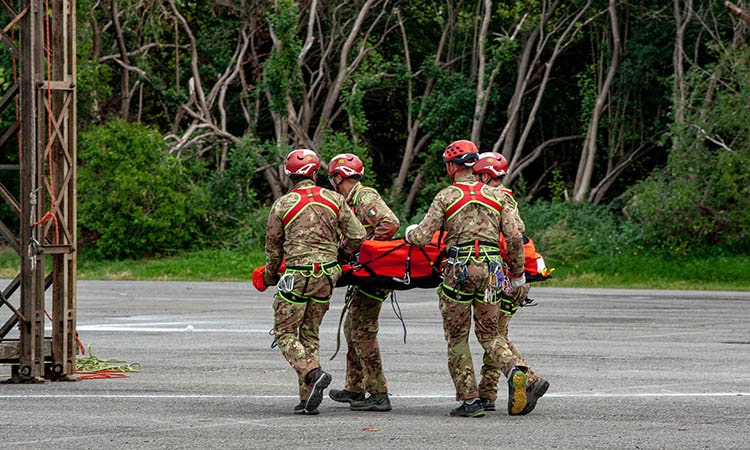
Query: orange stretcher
254 232 553 291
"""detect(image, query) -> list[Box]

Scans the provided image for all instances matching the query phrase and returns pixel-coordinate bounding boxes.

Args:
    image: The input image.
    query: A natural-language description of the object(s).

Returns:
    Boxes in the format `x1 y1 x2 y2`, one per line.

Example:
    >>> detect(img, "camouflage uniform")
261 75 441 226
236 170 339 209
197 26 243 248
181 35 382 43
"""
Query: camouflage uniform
264 178 365 403
341 183 400 396
406 173 528 401
478 185 538 402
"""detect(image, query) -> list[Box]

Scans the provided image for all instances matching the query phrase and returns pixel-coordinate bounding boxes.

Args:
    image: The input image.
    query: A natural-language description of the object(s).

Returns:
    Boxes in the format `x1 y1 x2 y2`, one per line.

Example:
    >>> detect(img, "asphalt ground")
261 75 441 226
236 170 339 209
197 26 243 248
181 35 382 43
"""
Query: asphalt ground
0 281 748 449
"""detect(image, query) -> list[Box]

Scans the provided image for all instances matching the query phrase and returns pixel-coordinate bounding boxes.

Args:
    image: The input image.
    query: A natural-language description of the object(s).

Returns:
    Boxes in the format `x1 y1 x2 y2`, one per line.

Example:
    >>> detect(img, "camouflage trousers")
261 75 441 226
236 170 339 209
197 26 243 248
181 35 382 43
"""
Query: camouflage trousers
272 268 339 401
478 283 539 401
438 259 528 401
342 286 390 395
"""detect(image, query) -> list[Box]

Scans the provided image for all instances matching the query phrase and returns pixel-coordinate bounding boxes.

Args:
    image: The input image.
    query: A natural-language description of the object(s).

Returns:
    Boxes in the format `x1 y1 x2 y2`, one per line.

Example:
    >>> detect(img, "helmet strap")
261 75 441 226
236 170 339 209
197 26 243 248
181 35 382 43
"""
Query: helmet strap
329 174 340 191
446 163 459 181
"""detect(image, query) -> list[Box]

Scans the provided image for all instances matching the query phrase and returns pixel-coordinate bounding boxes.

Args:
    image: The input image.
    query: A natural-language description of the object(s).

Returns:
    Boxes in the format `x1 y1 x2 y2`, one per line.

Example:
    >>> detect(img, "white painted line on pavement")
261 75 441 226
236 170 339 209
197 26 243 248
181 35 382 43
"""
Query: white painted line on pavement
0 392 745 399
76 324 269 333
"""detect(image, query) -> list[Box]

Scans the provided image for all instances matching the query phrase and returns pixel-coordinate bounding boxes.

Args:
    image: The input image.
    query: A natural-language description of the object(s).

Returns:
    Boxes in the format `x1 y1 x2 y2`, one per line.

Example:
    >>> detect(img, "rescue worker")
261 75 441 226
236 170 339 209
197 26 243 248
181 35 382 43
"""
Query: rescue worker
326 153 400 412
255 149 366 415
472 152 549 415
404 140 537 417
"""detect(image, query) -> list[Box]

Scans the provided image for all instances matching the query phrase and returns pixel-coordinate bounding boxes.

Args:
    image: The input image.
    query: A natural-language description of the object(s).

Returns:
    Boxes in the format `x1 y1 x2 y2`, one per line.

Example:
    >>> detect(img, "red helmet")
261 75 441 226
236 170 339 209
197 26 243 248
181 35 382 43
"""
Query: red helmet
443 140 479 166
473 152 508 178
284 149 320 177
328 153 364 178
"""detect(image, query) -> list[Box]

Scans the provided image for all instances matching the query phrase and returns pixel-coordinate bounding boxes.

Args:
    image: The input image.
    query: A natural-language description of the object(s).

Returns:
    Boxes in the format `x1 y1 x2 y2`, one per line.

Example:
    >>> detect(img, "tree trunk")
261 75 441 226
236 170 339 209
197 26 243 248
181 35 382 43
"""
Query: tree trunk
573 0 621 203
470 0 493 145
672 0 693 128
724 1 750 23
111 0 131 119
390 4 451 204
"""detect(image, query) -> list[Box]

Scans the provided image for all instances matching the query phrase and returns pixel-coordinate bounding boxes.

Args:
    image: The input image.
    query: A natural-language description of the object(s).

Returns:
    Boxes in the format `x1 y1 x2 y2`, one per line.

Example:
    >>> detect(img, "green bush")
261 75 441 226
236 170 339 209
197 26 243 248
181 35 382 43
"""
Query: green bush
521 200 643 265
203 139 263 251
625 44 750 253
78 118 208 259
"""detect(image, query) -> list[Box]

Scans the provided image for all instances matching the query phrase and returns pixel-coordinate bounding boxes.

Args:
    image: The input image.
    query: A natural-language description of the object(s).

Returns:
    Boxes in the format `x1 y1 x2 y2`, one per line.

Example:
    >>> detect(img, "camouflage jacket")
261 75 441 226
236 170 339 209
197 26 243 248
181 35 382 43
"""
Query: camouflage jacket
345 182 400 241
407 172 525 276
494 184 525 235
264 179 366 284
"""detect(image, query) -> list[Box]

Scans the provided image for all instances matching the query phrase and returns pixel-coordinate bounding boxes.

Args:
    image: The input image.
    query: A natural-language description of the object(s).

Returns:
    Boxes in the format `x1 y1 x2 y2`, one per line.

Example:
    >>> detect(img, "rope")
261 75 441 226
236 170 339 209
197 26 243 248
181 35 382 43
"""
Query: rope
43 310 87 356
330 285 356 360
75 346 142 380
389 291 407 344
30 0 60 244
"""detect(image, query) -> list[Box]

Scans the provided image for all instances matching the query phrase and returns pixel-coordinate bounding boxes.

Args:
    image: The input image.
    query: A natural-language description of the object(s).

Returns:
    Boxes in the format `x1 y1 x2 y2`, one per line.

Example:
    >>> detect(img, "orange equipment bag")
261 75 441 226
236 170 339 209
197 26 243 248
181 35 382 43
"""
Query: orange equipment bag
499 234 553 282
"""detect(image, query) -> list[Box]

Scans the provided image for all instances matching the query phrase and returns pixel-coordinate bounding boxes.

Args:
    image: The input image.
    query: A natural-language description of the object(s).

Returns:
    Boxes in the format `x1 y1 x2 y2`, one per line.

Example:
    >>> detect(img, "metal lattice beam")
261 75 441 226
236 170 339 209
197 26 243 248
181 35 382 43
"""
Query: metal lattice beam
0 0 77 382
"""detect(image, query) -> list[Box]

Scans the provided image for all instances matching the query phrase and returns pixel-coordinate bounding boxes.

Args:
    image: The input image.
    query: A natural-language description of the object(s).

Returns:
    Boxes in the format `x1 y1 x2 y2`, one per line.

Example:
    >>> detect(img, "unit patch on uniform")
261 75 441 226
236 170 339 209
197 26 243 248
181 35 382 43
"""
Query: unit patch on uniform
367 208 377 217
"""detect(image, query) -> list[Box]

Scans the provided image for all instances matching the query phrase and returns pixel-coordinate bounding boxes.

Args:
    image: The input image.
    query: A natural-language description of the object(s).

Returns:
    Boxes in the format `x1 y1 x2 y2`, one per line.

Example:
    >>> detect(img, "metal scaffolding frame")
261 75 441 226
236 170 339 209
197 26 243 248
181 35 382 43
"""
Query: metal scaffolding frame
0 0 77 382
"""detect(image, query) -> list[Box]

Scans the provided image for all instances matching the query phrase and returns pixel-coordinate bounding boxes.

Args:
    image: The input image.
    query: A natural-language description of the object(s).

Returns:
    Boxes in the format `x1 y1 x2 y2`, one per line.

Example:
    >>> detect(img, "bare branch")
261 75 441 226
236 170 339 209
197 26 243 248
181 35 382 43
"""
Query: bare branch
589 140 655 204
99 42 188 64
506 134 583 186
724 1 750 23
691 125 735 153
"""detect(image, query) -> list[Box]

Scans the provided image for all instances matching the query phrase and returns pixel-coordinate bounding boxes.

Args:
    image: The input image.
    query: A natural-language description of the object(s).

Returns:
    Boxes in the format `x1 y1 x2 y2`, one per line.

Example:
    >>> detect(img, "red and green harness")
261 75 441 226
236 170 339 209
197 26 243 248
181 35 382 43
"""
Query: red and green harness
440 182 505 304
278 186 341 304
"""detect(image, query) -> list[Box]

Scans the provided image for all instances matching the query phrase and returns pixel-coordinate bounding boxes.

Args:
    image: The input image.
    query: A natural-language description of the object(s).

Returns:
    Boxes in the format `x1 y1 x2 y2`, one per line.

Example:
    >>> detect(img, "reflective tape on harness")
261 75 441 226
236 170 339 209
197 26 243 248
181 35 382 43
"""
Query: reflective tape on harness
278 290 330 305
286 261 339 275
456 240 500 259
282 187 340 229
444 182 503 221
499 296 519 316
440 282 484 304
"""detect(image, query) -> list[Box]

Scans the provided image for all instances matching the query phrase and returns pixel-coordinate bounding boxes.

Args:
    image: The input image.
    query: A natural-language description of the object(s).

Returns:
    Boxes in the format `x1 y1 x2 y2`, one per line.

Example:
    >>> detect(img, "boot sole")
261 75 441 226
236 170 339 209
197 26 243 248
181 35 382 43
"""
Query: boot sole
305 371 332 413
350 404 392 412
507 369 528 415
329 391 365 404
520 379 549 415
449 410 485 418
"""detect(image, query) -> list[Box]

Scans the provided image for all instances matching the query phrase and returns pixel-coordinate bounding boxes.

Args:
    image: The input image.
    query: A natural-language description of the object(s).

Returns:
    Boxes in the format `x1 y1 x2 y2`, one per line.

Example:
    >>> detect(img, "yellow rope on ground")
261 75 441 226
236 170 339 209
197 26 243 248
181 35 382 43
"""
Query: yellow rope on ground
75 346 142 378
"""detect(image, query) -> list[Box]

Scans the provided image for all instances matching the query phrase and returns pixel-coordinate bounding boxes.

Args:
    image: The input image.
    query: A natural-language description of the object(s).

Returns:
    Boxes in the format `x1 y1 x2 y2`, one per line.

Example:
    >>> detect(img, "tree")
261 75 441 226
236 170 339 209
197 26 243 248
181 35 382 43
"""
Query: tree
572 0 620 202
78 119 207 259
625 3 750 251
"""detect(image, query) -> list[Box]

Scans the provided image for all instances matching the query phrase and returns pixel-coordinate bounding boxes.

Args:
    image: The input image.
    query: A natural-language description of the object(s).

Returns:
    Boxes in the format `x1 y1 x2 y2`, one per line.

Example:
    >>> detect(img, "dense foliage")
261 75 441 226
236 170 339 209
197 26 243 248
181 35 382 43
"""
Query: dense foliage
78 119 208 258
2 1 748 260
625 45 750 253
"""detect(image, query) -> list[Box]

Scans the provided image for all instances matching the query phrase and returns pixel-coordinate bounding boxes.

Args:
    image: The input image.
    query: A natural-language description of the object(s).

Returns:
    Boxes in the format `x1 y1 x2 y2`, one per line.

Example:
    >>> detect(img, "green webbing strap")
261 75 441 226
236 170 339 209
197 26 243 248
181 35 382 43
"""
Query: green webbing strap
455 240 500 260
286 261 339 277
278 290 330 305
440 282 484 304
358 287 390 302
499 296 519 315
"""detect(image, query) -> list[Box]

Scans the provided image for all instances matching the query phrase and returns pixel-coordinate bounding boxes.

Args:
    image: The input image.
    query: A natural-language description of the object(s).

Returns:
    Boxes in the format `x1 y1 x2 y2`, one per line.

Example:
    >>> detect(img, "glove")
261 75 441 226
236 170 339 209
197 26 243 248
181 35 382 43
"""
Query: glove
509 283 531 305
252 266 268 292
337 248 354 266
404 224 419 244
510 273 526 289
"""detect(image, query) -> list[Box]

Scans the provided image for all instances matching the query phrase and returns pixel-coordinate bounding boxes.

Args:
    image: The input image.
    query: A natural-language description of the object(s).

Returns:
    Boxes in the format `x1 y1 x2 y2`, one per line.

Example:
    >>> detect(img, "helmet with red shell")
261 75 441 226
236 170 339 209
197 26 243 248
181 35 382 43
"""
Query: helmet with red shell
443 140 479 166
473 152 509 178
327 153 364 178
284 149 320 177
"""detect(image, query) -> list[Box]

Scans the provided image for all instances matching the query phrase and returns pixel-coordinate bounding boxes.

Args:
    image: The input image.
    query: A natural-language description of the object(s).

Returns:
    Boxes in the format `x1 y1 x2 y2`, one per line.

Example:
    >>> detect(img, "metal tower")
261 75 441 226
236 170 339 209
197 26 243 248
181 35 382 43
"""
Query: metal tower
0 0 77 382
